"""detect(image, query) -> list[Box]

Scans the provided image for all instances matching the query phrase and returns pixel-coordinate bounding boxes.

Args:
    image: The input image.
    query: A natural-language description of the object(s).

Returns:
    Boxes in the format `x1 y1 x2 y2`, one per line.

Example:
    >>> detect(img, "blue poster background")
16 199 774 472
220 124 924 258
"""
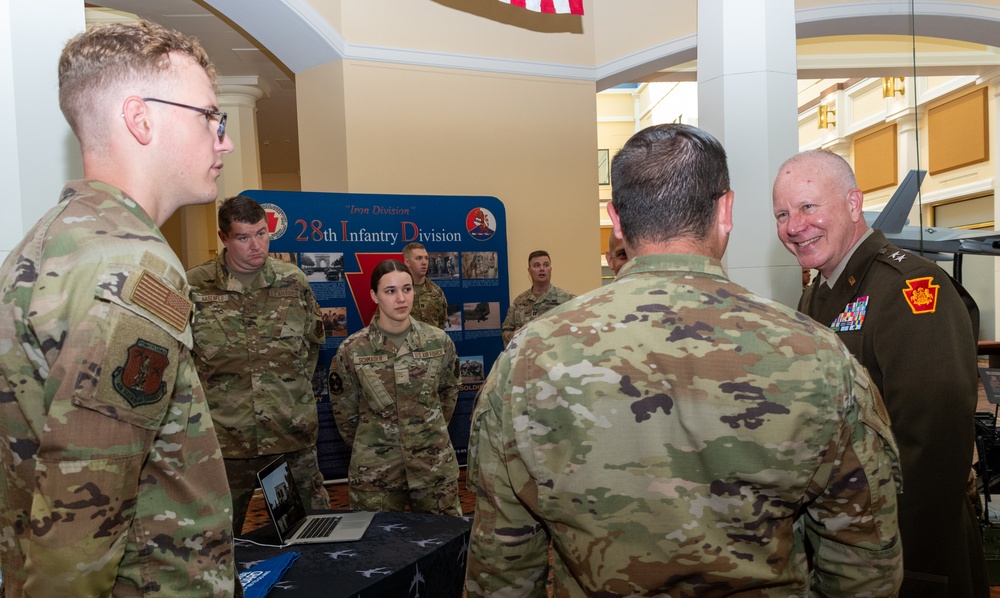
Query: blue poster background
242 190 508 480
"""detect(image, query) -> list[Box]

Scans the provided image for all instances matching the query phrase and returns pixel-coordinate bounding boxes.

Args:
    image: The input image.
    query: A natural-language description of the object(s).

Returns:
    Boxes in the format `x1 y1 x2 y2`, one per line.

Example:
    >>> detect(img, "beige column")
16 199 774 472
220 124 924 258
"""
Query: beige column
891 106 924 178
697 0 801 307
218 82 265 197
178 81 265 268
0 0 84 260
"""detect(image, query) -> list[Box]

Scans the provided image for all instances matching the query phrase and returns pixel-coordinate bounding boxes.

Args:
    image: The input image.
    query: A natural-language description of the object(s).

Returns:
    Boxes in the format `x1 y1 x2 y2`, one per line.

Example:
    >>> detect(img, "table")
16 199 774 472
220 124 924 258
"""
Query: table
981 341 1000 368
235 511 471 597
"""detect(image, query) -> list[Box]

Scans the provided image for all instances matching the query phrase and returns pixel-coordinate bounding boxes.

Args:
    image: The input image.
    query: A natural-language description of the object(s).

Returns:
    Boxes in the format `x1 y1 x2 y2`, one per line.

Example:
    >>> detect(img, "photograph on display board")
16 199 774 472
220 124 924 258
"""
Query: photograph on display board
427 251 459 280
463 301 500 330
460 356 486 383
445 304 462 331
301 252 345 282
462 251 498 279
321 307 348 337
269 252 297 264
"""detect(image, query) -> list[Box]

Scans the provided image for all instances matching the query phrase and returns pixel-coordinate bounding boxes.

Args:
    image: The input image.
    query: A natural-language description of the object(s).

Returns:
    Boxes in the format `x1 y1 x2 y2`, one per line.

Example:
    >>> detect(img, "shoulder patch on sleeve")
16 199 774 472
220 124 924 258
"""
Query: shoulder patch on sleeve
902 276 939 314
113 339 169 407
127 270 193 332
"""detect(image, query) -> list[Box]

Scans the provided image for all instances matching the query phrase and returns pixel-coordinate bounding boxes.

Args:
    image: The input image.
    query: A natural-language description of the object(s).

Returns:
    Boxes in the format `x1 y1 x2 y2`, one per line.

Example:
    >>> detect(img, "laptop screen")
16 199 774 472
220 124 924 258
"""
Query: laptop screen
257 458 308 540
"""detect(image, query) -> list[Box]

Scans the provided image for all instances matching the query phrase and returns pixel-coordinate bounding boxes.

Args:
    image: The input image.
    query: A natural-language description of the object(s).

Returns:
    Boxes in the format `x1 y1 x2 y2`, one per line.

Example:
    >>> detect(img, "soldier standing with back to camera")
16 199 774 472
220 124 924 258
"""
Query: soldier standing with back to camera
466 124 902 596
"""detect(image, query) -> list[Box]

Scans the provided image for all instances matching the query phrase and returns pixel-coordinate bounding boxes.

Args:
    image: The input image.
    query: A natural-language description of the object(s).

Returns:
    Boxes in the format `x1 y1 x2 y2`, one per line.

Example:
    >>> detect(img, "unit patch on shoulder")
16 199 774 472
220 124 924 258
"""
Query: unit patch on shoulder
113 339 169 407
902 276 939 314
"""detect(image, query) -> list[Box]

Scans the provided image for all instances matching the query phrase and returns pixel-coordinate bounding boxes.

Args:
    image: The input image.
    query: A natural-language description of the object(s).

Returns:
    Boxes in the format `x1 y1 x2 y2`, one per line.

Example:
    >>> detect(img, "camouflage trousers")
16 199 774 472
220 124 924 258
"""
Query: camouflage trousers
350 481 462 516
225 445 330 536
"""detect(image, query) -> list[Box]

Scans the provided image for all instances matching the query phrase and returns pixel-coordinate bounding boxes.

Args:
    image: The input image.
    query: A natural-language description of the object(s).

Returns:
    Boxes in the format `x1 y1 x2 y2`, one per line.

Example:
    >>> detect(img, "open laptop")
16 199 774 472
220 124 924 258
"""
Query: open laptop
256 456 374 545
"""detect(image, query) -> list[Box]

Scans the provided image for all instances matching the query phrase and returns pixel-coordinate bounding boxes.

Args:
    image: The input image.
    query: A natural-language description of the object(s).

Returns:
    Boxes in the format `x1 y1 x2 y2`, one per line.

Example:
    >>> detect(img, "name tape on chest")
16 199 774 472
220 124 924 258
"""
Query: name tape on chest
355 354 389 365
128 270 193 332
192 293 228 303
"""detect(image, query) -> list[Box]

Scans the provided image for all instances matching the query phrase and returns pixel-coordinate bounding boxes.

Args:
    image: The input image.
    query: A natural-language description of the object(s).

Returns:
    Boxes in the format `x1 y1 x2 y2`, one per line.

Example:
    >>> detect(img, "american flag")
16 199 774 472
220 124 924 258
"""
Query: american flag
498 0 584 15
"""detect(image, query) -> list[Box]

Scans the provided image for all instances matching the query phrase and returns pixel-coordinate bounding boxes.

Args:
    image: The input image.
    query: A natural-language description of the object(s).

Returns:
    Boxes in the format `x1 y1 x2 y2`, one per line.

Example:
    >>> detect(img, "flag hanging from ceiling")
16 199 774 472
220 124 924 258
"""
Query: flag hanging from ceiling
498 0 584 15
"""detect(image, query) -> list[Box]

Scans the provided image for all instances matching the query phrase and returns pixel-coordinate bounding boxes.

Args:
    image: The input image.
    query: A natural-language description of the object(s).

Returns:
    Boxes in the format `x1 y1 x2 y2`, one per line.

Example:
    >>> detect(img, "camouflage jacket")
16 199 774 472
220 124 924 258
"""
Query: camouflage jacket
0 181 235 597
330 315 460 492
188 253 325 458
500 284 574 347
466 253 902 597
411 278 448 329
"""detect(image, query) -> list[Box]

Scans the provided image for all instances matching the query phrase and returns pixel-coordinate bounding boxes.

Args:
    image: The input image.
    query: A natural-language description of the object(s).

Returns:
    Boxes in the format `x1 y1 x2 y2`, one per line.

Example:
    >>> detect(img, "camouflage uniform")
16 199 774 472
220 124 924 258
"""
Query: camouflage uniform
500 284 575 347
0 181 235 597
187 252 328 536
411 278 448 329
330 315 461 515
466 254 902 597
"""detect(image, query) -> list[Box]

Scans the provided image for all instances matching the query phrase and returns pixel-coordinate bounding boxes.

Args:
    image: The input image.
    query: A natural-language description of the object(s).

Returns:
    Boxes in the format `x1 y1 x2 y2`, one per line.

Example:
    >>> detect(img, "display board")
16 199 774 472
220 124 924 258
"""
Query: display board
243 190 508 480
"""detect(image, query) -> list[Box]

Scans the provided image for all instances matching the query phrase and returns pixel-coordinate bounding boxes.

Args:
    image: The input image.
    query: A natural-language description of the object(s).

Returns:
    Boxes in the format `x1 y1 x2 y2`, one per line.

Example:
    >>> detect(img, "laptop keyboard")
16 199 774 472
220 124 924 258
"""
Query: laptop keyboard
299 515 342 539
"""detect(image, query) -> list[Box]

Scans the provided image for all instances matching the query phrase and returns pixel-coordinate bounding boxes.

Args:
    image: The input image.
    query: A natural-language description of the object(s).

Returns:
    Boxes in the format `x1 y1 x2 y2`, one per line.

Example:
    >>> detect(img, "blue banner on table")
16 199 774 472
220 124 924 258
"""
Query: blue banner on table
242 190 508 480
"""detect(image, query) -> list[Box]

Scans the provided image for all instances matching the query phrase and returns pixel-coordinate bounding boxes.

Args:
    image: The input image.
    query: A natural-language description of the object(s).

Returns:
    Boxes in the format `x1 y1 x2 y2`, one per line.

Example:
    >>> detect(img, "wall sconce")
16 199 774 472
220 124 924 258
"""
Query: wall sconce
817 104 836 129
882 76 905 98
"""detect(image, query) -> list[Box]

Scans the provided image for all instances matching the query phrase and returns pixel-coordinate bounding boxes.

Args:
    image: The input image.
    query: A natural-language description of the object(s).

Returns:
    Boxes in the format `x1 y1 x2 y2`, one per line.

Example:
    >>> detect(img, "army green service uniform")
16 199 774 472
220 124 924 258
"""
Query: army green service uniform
800 229 987 597
330 315 461 515
500 284 574 347
0 181 236 597
411 278 448 329
188 253 328 536
466 254 903 597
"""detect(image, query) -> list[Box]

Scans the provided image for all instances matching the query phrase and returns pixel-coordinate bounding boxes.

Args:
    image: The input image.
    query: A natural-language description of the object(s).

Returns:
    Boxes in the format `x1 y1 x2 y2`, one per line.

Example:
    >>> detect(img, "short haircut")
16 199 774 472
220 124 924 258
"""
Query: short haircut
59 20 216 150
370 260 412 292
611 124 730 247
218 196 265 236
402 242 426 257
527 250 550 265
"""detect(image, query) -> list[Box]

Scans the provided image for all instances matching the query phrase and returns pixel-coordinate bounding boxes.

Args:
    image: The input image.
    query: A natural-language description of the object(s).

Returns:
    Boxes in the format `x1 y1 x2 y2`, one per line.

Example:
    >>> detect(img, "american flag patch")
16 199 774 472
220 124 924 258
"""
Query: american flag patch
129 270 193 332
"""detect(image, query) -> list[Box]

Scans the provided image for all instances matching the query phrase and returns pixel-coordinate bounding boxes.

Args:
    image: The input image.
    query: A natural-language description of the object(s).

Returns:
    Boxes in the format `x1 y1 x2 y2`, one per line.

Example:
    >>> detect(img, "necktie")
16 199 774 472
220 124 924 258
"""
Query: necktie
814 282 832 309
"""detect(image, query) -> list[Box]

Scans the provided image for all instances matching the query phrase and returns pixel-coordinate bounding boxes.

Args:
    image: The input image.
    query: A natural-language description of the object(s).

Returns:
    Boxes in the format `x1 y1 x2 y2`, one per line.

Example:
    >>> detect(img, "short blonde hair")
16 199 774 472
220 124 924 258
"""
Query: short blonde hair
58 20 216 148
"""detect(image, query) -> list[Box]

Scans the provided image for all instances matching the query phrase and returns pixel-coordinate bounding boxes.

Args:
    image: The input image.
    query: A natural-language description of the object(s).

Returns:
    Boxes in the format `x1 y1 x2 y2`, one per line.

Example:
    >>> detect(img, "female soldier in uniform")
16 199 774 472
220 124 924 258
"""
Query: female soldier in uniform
330 260 462 515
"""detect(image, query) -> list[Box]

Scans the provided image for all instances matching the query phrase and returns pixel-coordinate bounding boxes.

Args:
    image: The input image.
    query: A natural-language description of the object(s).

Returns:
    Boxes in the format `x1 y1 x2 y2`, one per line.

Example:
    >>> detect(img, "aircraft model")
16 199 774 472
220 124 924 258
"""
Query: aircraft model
864 169 1000 280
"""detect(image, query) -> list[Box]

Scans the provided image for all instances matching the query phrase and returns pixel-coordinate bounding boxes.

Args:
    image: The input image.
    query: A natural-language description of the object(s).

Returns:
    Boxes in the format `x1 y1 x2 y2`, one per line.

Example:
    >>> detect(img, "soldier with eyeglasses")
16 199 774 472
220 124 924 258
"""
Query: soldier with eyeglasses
0 20 237 597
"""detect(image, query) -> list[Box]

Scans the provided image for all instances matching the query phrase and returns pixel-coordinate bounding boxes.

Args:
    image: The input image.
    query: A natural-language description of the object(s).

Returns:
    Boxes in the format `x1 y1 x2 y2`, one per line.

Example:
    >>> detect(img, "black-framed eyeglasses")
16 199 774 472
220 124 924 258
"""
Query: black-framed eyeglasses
142 98 227 142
